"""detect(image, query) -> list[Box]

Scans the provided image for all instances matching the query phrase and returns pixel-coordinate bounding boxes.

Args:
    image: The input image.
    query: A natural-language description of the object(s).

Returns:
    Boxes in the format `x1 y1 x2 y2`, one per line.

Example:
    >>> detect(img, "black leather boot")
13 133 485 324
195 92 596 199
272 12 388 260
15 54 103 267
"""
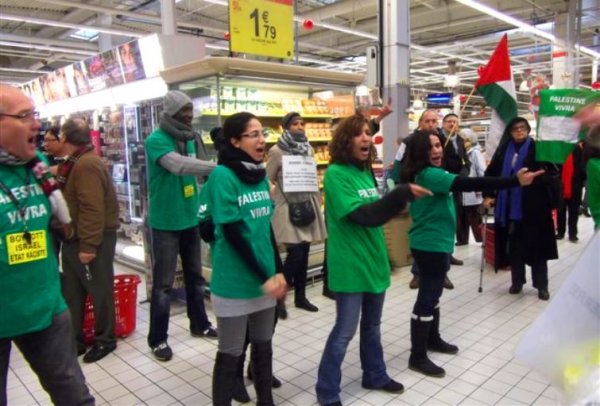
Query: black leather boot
408 318 445 377
428 308 458 354
250 341 275 406
212 352 239 406
232 351 250 403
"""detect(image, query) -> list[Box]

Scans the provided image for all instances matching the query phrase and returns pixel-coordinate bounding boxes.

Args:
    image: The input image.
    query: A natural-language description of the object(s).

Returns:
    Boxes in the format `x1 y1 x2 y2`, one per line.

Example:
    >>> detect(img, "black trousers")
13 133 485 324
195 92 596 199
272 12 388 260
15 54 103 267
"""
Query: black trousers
557 197 581 239
283 242 311 301
507 222 548 290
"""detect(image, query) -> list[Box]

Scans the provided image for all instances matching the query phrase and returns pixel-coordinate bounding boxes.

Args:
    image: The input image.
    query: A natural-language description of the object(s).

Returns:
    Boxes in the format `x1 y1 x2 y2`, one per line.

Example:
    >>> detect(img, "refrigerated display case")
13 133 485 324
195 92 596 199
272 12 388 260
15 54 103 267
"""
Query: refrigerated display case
159 57 364 279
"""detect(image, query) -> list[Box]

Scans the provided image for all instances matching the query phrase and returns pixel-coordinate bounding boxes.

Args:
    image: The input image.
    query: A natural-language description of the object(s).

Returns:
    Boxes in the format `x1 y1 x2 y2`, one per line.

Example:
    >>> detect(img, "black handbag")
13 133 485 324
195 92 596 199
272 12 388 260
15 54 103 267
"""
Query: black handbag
288 200 316 227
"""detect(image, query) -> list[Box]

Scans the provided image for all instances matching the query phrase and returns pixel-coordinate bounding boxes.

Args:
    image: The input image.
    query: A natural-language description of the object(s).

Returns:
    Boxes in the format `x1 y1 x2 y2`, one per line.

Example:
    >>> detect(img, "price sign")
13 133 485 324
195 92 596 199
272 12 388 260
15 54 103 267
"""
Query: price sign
229 0 294 59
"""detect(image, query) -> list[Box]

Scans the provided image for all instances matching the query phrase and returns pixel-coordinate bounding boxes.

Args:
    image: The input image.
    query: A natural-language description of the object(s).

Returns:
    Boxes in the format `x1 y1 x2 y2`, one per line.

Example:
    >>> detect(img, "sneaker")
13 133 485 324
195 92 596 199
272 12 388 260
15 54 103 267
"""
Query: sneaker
152 342 173 361
82 343 116 363
191 326 218 338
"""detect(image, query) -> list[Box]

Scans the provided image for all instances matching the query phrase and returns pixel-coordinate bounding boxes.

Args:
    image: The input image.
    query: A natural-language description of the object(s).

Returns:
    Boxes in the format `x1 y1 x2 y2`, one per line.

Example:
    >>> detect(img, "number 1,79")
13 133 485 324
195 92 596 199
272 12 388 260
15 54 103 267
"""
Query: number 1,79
250 8 277 39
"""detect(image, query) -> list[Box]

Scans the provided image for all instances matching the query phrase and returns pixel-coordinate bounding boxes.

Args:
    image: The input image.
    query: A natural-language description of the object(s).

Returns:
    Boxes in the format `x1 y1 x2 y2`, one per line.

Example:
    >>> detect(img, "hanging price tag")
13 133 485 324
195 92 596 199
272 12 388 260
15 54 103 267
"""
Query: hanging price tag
229 0 294 59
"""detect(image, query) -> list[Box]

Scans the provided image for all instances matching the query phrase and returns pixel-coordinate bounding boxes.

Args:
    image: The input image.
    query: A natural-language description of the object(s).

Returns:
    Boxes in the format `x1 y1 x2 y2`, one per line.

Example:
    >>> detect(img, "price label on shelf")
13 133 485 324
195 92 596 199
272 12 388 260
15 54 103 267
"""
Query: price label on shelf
229 0 294 59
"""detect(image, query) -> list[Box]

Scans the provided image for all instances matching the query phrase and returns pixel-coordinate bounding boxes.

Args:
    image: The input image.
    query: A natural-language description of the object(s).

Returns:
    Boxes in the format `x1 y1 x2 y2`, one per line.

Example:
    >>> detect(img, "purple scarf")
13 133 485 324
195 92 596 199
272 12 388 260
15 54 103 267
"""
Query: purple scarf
495 137 532 227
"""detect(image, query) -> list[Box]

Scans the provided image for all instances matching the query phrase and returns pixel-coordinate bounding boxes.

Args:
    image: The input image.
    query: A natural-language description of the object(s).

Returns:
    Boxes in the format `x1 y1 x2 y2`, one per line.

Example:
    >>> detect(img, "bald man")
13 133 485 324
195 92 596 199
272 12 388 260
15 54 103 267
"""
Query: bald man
0 84 94 404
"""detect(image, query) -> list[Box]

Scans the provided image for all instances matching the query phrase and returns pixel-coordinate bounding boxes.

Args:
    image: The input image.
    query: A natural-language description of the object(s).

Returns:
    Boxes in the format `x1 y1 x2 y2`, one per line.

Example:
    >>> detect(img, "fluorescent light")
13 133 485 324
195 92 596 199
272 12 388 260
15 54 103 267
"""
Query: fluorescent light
455 0 554 41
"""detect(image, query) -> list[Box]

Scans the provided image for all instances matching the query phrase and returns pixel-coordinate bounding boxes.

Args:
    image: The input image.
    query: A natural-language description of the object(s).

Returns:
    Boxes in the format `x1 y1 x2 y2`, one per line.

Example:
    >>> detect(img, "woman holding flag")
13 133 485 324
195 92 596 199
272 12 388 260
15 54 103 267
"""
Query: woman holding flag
483 117 558 301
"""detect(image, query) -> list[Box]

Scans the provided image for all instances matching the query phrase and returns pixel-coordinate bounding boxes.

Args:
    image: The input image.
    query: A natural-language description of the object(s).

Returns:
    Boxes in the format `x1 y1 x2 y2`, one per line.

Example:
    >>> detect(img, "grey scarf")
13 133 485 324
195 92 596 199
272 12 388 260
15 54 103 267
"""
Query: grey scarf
159 112 208 159
0 147 27 166
277 130 311 156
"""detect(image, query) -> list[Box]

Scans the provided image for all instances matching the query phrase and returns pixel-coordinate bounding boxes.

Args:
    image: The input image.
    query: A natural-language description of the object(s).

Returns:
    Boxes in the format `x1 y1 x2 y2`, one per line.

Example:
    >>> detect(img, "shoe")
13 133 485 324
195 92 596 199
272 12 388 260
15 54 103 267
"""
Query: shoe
509 284 523 294
295 298 319 312
443 276 454 290
409 274 419 289
232 377 251 403
450 256 463 266
191 326 218 338
455 241 468 246
556 234 565 240
152 342 173 361
324 402 342 406
276 300 288 320
362 379 404 393
538 289 550 301
569 236 579 243
82 343 116 363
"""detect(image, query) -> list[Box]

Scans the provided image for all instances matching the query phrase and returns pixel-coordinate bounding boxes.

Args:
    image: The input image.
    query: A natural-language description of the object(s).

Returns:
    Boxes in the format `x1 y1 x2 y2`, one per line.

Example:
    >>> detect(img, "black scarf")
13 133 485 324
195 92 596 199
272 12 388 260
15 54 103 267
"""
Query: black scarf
159 113 208 159
219 144 266 184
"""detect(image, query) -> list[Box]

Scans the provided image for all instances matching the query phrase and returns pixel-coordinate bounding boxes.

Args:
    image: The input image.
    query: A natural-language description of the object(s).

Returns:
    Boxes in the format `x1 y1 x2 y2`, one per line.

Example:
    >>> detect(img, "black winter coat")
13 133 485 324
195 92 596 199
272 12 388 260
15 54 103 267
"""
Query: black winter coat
484 138 559 269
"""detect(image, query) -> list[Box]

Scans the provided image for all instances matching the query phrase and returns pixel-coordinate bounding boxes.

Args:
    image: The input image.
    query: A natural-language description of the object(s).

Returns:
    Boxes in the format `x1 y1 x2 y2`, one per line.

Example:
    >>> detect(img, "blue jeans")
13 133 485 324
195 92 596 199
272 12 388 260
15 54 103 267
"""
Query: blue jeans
316 292 390 405
0 310 94 406
148 227 210 347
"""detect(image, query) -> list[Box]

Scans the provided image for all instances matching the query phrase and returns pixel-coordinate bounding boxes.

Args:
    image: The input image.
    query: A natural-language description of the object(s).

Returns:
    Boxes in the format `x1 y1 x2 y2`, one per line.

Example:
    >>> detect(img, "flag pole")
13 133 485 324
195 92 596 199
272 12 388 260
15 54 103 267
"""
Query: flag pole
445 85 478 147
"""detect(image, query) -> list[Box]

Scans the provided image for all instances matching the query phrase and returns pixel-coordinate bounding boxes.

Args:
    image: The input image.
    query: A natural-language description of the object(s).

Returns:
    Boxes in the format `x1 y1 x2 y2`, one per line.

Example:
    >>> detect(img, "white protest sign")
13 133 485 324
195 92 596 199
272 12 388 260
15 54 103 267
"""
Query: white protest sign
281 155 319 193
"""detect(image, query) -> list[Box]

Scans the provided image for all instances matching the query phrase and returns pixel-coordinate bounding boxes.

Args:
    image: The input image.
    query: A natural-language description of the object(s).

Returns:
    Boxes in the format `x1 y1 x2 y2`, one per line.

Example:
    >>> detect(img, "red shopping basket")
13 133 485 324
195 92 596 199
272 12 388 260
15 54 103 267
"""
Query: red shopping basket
83 274 141 345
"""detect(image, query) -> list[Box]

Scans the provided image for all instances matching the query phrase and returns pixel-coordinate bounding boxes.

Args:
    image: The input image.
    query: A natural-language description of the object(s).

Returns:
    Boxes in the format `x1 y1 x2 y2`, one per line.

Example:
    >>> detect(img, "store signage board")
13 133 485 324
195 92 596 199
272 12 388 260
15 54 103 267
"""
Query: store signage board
229 0 294 59
281 155 319 192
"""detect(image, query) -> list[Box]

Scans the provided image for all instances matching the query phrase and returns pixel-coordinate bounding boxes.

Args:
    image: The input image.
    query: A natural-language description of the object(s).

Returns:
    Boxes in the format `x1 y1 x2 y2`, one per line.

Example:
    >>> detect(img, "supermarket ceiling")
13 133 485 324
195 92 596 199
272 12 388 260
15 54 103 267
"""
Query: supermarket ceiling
1 0 599 96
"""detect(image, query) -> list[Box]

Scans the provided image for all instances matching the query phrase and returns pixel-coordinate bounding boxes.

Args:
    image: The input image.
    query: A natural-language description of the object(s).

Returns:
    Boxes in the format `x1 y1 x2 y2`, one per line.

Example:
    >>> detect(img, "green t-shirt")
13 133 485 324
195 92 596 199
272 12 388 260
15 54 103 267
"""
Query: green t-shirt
208 165 275 298
0 158 66 338
586 158 600 230
145 128 200 230
324 163 390 294
409 166 457 253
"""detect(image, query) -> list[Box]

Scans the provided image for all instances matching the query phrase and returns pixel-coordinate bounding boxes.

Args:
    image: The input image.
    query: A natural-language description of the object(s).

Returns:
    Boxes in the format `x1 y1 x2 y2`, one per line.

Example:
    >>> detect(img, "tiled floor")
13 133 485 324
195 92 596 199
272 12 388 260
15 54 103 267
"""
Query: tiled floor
7 216 597 405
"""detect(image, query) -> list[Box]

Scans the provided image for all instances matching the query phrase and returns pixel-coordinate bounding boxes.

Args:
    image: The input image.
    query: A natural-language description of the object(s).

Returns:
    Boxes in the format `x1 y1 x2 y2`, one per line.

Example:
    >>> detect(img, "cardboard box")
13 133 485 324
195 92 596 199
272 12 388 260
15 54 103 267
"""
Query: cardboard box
384 213 412 268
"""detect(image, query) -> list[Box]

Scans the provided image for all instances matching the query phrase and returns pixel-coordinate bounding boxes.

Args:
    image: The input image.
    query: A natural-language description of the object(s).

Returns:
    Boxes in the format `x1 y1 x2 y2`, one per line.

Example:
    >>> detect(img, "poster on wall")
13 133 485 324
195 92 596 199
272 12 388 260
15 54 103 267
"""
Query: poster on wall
123 106 139 142
85 54 108 92
102 49 125 87
118 41 146 83
65 61 91 97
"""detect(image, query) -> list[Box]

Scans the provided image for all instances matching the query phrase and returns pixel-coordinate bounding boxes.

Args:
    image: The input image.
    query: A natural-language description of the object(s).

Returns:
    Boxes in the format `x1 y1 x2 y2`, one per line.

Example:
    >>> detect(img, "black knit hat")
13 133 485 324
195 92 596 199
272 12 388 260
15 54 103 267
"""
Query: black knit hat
282 111 302 129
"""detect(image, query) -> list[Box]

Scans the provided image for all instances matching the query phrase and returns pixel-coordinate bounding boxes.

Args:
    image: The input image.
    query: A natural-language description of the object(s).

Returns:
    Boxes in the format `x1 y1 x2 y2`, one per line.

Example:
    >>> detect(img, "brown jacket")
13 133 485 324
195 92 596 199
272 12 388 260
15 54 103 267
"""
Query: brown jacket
61 151 119 254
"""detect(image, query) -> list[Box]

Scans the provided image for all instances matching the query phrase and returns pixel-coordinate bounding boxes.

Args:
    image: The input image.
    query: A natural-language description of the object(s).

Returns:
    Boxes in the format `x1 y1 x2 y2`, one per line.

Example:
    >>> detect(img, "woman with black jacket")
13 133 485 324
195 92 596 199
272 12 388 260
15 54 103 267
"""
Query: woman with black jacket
483 117 559 301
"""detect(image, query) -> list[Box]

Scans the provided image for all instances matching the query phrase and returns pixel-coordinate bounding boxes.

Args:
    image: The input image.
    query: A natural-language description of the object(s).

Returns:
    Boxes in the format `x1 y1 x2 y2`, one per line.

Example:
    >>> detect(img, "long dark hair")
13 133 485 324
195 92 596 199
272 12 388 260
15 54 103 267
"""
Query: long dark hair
400 129 440 182
329 114 375 169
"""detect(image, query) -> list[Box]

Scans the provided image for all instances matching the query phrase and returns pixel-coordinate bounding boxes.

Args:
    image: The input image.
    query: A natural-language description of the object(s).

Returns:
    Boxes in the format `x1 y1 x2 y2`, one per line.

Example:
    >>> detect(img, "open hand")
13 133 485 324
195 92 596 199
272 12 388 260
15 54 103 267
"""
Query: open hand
516 167 545 186
374 97 393 124
408 183 433 198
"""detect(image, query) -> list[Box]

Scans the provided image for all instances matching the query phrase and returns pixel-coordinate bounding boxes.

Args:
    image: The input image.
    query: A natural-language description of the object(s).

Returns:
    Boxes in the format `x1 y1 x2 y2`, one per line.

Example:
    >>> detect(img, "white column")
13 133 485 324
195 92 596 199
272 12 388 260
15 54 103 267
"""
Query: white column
380 0 410 165
161 0 177 36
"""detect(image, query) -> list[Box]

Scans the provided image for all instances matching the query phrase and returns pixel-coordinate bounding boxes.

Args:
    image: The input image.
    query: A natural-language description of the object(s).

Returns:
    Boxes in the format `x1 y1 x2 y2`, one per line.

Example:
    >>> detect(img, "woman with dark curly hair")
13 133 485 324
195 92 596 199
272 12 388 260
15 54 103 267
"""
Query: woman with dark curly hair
315 114 431 406
401 128 543 378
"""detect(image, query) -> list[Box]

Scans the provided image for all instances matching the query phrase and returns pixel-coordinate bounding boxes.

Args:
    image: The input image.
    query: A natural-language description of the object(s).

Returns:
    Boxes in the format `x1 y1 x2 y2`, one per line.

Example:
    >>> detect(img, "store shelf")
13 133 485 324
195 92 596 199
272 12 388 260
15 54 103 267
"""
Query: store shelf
202 112 333 119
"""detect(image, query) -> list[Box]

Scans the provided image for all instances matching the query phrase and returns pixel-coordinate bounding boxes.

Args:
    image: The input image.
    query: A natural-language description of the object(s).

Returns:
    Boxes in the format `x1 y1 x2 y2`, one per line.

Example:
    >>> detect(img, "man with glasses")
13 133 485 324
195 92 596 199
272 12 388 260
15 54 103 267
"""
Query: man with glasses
145 90 218 361
42 125 64 168
0 84 94 404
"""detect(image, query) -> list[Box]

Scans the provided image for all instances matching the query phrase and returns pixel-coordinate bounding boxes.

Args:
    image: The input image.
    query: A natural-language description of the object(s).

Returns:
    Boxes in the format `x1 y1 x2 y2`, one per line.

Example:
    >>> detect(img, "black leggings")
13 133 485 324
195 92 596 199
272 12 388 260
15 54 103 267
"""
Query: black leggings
411 249 450 317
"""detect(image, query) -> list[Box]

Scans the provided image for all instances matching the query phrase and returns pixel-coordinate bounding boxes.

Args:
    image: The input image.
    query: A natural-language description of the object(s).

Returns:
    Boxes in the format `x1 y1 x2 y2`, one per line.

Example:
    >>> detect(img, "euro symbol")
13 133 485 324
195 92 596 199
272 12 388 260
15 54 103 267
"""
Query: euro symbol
262 11 269 23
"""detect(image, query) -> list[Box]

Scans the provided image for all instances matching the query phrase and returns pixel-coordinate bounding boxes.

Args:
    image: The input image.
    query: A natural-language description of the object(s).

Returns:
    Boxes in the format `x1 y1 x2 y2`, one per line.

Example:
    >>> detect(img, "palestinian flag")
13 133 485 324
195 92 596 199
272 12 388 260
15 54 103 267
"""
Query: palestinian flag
475 34 518 160
536 89 600 163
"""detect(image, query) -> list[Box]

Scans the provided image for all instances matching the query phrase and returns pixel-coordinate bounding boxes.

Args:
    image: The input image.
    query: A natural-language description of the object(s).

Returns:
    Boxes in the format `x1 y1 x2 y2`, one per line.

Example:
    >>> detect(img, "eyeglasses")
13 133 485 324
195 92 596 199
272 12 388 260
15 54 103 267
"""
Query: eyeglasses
241 130 266 139
0 111 40 123
511 125 528 133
